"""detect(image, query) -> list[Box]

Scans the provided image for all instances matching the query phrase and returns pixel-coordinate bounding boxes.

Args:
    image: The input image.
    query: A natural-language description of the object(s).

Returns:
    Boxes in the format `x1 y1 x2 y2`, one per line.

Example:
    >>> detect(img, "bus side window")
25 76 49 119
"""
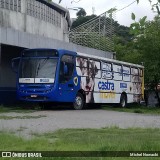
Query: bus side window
89 59 101 78
123 65 131 82
76 57 88 76
139 68 143 77
59 55 74 83
131 67 140 82
113 64 122 81
101 62 112 79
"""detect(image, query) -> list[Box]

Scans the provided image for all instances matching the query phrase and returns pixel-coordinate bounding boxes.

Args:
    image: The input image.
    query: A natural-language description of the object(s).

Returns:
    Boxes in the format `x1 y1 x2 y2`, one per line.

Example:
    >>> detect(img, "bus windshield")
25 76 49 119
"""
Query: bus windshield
19 58 58 83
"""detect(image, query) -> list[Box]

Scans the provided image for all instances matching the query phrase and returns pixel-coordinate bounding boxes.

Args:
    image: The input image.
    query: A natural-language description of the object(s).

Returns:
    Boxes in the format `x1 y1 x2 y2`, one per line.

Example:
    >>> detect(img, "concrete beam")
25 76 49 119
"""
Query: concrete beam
0 27 113 59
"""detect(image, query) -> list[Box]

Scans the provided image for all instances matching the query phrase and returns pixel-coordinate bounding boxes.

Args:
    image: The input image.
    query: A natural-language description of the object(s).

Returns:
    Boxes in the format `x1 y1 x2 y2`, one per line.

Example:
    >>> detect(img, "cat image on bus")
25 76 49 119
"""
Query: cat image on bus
12 48 144 109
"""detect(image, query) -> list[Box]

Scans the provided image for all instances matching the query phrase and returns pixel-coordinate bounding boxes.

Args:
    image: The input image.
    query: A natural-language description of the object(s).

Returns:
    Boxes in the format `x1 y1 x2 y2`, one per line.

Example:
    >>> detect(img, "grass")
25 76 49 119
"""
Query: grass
0 104 40 114
1 103 160 115
0 115 46 120
102 104 160 115
0 128 160 160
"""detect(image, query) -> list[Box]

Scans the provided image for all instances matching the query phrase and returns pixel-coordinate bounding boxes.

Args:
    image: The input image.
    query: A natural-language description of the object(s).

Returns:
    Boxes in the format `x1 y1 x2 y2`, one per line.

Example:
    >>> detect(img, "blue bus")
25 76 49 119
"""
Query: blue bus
12 48 144 109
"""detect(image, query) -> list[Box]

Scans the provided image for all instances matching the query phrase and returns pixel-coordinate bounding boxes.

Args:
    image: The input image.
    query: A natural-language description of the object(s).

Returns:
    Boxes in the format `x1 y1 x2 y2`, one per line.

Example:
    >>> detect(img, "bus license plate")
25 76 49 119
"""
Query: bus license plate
31 95 37 98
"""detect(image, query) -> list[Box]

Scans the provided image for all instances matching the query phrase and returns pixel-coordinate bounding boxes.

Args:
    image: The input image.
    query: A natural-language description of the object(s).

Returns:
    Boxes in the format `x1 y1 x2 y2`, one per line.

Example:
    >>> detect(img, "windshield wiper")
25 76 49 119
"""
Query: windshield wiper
36 59 48 77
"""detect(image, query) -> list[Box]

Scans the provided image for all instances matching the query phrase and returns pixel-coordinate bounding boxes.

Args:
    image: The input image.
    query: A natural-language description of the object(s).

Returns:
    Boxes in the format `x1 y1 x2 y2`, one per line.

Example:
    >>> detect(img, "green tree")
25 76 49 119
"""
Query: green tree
76 8 86 17
137 17 160 105
130 0 160 106
115 16 160 106
71 15 96 29
114 37 141 63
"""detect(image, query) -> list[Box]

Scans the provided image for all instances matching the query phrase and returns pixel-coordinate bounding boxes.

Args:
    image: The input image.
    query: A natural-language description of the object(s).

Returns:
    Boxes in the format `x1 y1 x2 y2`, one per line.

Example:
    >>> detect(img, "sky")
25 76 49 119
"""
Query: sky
53 0 157 27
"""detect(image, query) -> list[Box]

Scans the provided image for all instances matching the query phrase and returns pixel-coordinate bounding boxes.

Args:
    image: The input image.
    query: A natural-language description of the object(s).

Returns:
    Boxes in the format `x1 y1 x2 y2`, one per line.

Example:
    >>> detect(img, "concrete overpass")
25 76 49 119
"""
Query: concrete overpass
0 0 114 104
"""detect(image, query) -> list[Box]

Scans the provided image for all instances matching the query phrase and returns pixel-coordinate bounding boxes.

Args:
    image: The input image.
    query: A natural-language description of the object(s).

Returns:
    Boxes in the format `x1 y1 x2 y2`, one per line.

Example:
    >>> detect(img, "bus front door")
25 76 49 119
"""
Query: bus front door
58 56 76 102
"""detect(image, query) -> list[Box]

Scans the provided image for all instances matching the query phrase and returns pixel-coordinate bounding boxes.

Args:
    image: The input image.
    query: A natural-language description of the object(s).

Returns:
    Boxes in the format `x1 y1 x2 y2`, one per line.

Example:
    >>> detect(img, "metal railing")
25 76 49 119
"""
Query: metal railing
69 11 116 52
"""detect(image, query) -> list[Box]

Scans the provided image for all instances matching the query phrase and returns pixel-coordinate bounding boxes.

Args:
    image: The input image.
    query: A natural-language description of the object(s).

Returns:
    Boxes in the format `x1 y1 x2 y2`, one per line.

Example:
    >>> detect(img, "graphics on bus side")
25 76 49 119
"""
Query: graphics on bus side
76 57 143 104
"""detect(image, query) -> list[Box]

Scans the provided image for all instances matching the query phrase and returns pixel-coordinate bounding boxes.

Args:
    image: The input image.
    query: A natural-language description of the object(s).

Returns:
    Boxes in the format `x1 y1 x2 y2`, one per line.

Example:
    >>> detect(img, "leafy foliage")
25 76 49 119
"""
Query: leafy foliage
71 15 96 29
76 8 86 17
138 17 160 83
131 13 136 21
115 16 160 106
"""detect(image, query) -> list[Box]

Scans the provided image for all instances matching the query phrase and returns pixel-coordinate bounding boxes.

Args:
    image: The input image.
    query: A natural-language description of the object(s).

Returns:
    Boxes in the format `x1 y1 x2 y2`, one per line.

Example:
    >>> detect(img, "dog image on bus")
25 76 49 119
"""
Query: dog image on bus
76 57 99 103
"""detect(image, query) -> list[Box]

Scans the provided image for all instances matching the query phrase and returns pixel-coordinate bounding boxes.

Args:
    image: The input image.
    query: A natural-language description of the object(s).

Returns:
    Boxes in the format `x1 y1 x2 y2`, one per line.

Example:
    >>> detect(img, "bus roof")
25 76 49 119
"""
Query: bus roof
77 52 144 69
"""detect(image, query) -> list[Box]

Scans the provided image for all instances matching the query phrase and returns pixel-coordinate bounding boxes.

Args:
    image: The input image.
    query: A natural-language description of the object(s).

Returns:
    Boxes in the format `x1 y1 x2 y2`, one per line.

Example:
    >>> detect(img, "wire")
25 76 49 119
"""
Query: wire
117 0 137 12
70 0 136 13
71 0 82 4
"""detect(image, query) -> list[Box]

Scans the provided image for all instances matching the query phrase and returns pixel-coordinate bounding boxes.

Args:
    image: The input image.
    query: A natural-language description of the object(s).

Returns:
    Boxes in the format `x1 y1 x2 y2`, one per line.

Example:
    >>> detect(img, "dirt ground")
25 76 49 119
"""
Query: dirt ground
0 109 160 138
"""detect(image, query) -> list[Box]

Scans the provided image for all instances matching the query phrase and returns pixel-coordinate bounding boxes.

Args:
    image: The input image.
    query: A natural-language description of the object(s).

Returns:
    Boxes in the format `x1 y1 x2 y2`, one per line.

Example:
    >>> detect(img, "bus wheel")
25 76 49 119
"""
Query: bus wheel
73 92 84 110
120 94 127 108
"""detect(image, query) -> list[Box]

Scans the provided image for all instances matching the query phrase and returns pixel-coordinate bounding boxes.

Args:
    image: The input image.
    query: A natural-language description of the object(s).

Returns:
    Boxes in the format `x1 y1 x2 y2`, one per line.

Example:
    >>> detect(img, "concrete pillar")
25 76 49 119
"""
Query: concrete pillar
21 0 26 14
0 43 1 64
21 0 27 32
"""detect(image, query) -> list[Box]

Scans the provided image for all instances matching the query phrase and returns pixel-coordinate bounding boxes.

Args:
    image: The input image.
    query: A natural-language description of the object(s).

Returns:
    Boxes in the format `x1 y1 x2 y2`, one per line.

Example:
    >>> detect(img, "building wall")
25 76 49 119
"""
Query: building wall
0 0 69 41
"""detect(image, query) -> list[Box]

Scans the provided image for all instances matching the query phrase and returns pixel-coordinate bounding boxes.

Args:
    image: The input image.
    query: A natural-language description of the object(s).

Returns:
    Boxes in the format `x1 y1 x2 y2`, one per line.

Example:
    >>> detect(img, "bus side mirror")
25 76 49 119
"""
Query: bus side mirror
11 57 20 73
64 65 68 75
